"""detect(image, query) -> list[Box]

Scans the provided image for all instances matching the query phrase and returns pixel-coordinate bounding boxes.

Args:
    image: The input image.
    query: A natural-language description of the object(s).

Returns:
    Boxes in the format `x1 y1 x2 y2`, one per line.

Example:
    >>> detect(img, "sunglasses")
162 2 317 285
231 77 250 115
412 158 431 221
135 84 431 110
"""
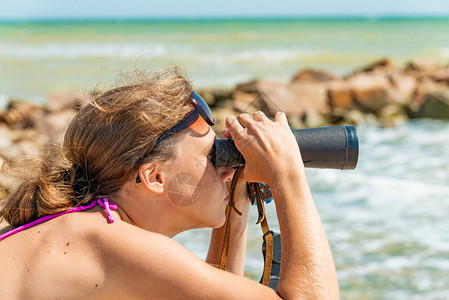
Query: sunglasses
136 91 215 183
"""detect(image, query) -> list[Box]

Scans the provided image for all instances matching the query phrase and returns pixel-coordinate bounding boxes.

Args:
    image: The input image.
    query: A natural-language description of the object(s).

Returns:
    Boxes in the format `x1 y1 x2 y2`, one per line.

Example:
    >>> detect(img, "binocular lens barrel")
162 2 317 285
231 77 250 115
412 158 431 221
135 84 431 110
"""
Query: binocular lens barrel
212 125 359 170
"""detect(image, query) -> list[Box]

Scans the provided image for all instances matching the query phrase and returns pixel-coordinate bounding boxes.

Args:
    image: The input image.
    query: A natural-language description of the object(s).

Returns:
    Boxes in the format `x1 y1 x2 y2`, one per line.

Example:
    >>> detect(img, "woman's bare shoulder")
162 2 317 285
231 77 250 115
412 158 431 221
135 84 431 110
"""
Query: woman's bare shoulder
88 218 278 299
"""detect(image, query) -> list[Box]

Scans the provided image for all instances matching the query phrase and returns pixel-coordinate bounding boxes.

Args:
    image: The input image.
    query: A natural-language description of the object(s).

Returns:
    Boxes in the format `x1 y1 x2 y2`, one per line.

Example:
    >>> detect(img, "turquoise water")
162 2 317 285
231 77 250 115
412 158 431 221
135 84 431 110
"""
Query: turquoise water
1 18 449 299
0 18 448 103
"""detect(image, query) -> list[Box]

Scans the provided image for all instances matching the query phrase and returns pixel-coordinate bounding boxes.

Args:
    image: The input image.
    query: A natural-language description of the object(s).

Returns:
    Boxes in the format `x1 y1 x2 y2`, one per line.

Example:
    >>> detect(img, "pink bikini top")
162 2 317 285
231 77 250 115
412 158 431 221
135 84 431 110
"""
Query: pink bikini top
0 198 117 241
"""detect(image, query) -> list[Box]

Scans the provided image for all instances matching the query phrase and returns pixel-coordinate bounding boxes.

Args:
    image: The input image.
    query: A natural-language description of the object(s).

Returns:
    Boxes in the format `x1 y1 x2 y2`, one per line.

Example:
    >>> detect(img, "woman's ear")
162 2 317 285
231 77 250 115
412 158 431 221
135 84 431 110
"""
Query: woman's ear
137 163 165 194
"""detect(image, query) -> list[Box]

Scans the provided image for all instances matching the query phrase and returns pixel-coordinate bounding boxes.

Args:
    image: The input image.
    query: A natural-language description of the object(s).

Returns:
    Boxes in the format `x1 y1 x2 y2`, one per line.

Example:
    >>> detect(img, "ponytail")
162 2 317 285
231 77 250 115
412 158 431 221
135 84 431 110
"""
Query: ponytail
0 147 83 228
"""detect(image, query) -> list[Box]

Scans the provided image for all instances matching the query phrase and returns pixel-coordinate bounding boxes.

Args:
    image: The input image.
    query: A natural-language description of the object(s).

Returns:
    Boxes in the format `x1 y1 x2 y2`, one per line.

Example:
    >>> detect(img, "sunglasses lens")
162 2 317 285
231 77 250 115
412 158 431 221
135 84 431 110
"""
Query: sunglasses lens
190 91 215 126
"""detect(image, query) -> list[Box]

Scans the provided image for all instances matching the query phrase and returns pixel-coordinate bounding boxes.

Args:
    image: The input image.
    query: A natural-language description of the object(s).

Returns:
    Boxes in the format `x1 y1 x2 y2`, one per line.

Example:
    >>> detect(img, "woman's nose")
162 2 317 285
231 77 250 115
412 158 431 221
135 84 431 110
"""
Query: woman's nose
218 167 236 182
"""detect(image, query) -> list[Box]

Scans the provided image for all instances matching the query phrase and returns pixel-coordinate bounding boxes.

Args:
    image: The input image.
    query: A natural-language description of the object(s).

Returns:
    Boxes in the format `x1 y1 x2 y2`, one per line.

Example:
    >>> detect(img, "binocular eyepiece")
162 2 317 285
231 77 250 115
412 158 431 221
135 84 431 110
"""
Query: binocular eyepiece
212 125 359 170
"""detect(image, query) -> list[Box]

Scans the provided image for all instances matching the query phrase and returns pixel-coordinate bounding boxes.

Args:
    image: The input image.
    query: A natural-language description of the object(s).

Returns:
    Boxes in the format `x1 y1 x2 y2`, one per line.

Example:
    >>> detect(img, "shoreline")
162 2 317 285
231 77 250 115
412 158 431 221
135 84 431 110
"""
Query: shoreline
0 57 448 209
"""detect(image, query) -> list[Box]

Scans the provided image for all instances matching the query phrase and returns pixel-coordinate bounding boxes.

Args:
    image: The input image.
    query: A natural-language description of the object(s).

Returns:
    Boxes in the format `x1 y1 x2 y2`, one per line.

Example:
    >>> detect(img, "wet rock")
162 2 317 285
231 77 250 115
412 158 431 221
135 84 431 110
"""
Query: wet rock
290 69 340 83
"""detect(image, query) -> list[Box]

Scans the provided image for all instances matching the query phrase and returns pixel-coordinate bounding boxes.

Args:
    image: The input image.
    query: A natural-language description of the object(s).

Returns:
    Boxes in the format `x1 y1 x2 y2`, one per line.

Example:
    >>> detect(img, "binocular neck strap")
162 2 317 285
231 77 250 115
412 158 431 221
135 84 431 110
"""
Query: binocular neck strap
249 181 274 286
219 167 243 270
219 168 274 287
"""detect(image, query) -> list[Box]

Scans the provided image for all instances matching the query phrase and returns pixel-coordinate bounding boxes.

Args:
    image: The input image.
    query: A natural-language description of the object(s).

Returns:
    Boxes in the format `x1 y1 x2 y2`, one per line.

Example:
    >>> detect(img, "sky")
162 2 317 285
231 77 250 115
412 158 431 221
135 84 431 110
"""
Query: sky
0 0 449 20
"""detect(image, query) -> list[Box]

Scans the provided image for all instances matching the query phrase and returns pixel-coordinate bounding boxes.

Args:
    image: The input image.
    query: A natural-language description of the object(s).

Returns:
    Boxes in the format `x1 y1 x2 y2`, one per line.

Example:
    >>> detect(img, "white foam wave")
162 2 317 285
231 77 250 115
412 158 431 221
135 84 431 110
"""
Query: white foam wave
440 47 449 59
0 43 171 59
0 42 316 65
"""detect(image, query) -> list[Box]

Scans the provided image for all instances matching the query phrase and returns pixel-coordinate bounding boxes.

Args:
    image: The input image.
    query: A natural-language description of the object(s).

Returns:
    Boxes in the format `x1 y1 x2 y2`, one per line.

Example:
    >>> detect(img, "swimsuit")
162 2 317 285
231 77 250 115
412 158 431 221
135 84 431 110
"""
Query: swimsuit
0 198 117 241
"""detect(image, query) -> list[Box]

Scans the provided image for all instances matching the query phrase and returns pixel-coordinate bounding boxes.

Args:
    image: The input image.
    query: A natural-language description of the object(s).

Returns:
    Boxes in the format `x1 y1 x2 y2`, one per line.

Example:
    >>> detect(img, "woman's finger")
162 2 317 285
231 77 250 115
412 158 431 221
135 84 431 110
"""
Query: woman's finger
274 111 288 125
225 115 245 139
236 113 256 128
252 111 269 122
220 129 231 139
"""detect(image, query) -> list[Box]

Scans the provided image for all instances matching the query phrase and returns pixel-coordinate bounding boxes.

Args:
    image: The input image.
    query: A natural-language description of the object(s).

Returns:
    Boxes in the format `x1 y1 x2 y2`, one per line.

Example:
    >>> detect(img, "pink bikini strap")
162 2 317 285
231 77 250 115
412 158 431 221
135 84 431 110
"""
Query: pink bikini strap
0 198 117 241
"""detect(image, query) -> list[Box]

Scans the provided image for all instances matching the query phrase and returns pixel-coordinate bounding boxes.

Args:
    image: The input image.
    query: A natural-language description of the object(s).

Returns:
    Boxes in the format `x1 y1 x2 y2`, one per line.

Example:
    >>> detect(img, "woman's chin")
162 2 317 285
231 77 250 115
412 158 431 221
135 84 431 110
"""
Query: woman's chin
211 214 227 229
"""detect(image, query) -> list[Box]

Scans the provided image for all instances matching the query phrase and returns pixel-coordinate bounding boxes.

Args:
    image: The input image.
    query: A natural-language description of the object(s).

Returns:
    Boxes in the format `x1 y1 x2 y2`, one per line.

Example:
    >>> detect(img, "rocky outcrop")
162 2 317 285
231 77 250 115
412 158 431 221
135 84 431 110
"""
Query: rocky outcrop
1 59 449 205
0 92 91 205
200 58 449 128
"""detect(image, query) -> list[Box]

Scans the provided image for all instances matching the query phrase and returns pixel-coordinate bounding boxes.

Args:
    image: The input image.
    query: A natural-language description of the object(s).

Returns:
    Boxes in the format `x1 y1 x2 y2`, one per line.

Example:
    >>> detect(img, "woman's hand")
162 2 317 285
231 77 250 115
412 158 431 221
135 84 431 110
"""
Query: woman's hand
225 111 304 185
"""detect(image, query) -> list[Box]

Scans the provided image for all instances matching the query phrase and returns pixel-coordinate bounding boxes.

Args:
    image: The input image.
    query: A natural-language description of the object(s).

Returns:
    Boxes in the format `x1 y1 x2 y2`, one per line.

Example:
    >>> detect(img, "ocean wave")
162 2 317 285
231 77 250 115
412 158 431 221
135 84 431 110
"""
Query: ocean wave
440 47 449 59
0 43 172 59
0 42 361 67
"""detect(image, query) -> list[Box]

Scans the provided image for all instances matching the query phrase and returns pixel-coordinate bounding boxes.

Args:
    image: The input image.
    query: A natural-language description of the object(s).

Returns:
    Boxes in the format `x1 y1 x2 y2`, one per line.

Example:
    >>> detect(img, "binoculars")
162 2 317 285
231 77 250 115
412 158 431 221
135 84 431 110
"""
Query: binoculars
212 125 359 170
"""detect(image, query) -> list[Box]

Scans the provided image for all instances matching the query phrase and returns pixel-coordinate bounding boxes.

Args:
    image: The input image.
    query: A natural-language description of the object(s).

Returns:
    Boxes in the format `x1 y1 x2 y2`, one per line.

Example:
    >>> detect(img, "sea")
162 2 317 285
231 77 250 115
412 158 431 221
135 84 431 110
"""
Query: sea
1 17 449 299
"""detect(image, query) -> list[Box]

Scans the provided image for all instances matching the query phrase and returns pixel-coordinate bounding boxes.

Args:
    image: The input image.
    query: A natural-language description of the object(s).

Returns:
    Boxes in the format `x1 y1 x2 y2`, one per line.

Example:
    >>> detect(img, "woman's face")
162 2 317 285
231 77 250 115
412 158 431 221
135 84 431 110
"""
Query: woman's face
163 117 235 229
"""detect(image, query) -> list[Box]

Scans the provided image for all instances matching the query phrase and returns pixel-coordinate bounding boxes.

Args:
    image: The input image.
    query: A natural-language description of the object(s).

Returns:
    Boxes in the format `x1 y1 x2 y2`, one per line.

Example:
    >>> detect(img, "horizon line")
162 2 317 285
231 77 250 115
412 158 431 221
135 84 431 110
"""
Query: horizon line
0 14 448 23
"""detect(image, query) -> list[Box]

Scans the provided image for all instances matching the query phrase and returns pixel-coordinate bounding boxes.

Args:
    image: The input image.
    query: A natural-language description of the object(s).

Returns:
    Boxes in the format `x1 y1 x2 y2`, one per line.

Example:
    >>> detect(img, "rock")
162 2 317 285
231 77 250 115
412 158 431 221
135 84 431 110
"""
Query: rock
286 114 305 129
410 91 449 119
0 100 45 129
429 68 449 84
231 91 259 114
210 106 237 135
232 79 330 126
327 81 354 109
196 87 216 107
389 74 417 104
404 59 440 73
45 91 89 113
0 124 15 150
348 73 393 113
290 69 340 83
232 91 258 106
232 99 258 114
412 78 447 107
378 104 409 127
326 107 369 126
360 58 395 73
34 109 77 144
212 88 234 106
235 80 259 93
257 80 330 119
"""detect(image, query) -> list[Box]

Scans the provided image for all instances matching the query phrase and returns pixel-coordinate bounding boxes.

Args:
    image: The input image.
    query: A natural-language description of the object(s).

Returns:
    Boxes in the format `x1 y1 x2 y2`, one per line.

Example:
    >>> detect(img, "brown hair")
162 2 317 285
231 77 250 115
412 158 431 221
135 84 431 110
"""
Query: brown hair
1 67 193 227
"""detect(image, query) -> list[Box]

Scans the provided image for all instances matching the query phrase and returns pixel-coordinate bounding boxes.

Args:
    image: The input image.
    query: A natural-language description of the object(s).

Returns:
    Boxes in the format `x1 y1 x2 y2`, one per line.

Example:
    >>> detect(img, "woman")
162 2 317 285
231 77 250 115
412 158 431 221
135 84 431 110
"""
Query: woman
0 68 339 299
